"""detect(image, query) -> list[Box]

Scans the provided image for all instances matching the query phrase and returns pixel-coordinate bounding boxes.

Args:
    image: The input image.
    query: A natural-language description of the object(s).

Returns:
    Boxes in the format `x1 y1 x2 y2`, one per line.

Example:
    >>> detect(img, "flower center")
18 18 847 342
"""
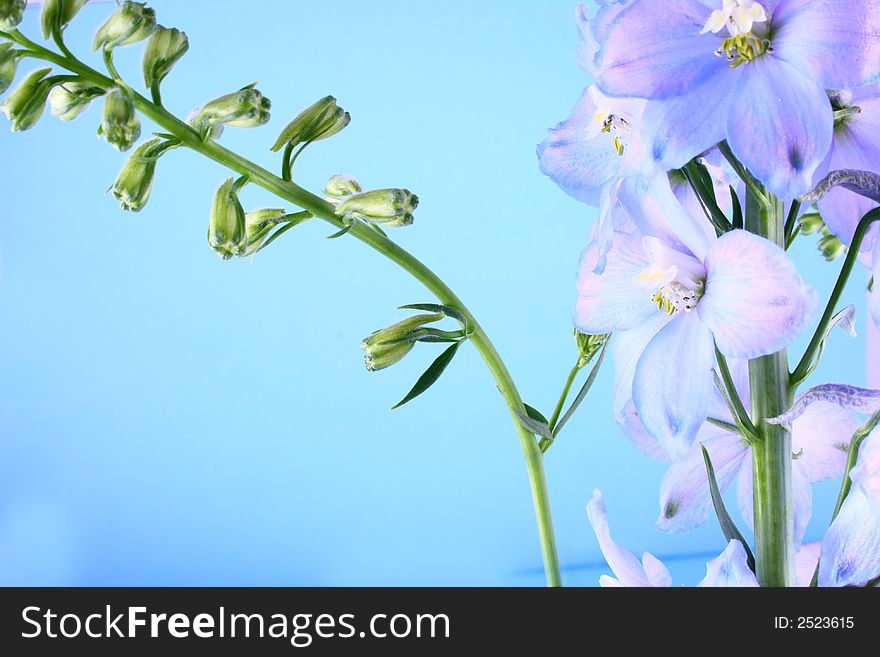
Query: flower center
702 0 771 68
587 87 634 157
636 237 706 316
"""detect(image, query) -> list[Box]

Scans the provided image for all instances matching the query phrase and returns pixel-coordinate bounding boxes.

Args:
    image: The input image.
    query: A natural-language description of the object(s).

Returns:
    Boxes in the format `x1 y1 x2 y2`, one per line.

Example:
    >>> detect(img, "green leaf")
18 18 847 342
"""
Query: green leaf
391 341 461 409
398 303 469 331
524 403 549 426
701 443 756 573
729 185 743 229
514 407 552 441
550 338 609 439
326 223 354 239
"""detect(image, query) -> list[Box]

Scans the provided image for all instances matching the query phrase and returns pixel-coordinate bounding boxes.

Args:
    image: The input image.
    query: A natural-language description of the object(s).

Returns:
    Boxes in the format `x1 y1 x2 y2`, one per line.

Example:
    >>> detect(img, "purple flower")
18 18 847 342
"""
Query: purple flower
594 0 880 199
575 177 817 456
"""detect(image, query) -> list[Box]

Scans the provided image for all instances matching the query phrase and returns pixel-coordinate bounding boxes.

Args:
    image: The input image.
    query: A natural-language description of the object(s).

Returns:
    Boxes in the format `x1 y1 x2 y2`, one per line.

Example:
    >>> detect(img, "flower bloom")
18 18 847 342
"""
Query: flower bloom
594 0 880 199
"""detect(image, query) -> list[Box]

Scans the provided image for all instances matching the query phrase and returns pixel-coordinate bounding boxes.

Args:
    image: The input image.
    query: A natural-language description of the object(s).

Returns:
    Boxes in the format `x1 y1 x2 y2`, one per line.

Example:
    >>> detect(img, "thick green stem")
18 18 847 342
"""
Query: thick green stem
745 186 795 587
14 33 564 585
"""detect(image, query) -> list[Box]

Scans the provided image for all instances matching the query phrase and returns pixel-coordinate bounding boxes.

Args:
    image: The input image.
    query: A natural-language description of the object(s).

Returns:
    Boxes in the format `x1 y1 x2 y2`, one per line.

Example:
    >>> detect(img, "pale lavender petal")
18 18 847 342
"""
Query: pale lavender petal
773 0 880 90
537 89 622 206
574 232 656 333
726 57 833 200
872 244 880 329
819 485 880 587
633 312 716 458
737 454 755 531
768 384 880 425
586 489 652 587
699 229 818 359
643 66 741 171
577 2 631 77
611 313 670 422
641 551 673 587
850 428 880 504
599 575 624 587
795 542 821 587
697 541 760 587
656 432 750 533
597 0 725 99
792 465 813 545
792 401 861 483
619 399 671 462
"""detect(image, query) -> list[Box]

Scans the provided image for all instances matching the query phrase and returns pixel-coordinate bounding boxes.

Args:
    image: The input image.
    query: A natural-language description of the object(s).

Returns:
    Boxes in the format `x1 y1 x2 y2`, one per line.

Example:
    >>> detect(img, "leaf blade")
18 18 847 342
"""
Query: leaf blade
391 341 461 410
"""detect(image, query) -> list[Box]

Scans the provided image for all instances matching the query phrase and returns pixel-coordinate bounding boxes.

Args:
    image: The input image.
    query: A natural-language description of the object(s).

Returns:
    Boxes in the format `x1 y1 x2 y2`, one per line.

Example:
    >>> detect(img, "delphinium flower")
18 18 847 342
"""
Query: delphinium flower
594 0 880 199
586 489 759 586
575 177 817 457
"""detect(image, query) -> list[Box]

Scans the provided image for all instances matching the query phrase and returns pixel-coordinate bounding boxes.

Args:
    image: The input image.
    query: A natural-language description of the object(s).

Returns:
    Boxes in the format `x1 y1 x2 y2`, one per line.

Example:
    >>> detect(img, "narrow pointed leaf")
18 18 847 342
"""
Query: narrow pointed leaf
514 407 552 441
326 223 354 239
391 341 461 409
551 338 609 437
398 303 469 330
701 443 756 573
730 185 743 229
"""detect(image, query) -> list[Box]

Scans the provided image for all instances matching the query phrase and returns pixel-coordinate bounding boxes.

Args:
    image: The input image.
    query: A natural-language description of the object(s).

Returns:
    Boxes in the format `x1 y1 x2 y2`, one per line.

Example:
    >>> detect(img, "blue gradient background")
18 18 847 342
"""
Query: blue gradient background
0 0 870 586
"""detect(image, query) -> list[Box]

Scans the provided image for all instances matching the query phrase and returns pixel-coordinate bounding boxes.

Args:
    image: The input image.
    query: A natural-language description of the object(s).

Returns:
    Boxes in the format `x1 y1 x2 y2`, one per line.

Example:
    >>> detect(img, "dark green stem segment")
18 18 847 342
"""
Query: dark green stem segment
745 186 795 587
10 31 564 585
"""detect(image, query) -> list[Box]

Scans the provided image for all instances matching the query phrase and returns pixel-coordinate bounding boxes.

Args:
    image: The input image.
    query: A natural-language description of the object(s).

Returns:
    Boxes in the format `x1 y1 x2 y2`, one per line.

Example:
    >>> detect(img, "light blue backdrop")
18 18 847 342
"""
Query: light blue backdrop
0 0 870 586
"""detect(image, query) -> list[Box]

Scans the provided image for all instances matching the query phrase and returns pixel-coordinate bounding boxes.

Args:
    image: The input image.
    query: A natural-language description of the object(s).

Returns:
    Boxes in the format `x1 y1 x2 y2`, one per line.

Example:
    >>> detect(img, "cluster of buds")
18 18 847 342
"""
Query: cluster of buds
48 80 105 121
99 87 140 151
270 95 350 153
361 313 445 372
575 331 608 369
110 137 175 212
0 42 19 94
190 83 271 139
0 0 26 30
799 210 847 261
336 187 419 228
93 1 156 51
0 67 56 131
142 26 188 91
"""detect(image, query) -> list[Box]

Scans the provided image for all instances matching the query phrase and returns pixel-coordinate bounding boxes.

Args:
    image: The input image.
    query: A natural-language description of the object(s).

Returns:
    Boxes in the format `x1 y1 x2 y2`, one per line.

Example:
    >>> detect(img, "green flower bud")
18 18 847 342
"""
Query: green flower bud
48 80 104 121
142 26 188 90
93 1 156 52
575 330 608 369
336 188 419 227
0 43 19 95
818 233 847 262
40 0 88 39
208 178 247 259
798 212 825 236
270 95 350 152
99 87 140 151
191 83 271 138
241 207 286 257
324 174 362 204
362 313 445 371
0 67 54 132
0 0 26 30
110 138 168 212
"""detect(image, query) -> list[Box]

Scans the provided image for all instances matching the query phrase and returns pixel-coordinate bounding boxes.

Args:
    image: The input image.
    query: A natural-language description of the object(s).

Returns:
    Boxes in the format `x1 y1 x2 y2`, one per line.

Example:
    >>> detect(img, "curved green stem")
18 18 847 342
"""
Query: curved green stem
13 31 563 586
548 364 579 433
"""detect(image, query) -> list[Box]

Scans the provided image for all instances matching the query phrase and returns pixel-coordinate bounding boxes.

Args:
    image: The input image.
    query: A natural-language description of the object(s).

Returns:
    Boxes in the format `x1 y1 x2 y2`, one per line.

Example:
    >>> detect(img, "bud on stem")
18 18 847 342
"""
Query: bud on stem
324 175 362 204
99 87 141 151
270 95 350 152
191 83 271 139
0 0 26 31
40 0 88 39
0 42 19 94
49 80 105 121
110 137 175 212
362 313 445 371
0 67 55 131
93 1 157 51
142 26 188 91
336 188 419 227
208 177 248 259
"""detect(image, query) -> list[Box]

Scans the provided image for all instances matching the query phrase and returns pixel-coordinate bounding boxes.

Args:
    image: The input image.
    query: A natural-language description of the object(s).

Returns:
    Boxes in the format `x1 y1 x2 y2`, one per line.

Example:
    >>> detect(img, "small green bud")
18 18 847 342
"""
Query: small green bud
241 207 286 256
93 1 156 51
362 313 445 371
798 212 825 236
336 188 419 227
270 95 350 152
818 233 847 262
0 0 26 30
99 87 141 151
142 26 188 90
324 174 362 204
48 80 105 121
208 177 247 259
191 83 271 138
0 67 54 132
0 43 19 95
40 0 88 39
575 330 608 369
110 138 167 212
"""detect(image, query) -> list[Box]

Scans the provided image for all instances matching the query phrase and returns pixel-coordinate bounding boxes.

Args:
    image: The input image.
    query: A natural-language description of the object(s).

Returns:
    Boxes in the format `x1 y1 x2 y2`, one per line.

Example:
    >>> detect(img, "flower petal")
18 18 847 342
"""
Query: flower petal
872 243 880 329
773 0 880 90
597 0 727 99
792 401 861 483
699 229 818 359
574 231 656 333
656 432 750 533
537 88 623 206
642 551 673 587
611 313 671 422
586 489 653 587
633 311 716 458
795 542 821 587
577 2 630 77
850 428 880 505
769 384 880 425
818 485 880 587
697 540 760 587
726 57 833 200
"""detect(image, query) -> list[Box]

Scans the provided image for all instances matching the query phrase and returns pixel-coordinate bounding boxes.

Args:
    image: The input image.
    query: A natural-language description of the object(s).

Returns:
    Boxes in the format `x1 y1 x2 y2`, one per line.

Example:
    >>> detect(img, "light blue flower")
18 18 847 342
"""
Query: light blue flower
575 177 817 456
594 0 880 199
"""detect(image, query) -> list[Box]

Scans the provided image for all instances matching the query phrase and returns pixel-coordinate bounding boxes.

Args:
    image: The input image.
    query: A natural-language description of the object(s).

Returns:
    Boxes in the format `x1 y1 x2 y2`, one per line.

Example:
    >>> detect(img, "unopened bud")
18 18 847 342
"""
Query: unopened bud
575 330 608 369
191 83 271 138
324 174 362 204
0 0 26 30
0 67 54 132
270 95 350 152
40 0 88 38
93 1 156 51
49 80 104 121
99 87 140 151
208 177 247 259
336 188 418 227
0 43 19 95
110 138 167 212
142 26 188 90
818 233 847 262
241 207 286 256
799 212 825 236
362 313 444 371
